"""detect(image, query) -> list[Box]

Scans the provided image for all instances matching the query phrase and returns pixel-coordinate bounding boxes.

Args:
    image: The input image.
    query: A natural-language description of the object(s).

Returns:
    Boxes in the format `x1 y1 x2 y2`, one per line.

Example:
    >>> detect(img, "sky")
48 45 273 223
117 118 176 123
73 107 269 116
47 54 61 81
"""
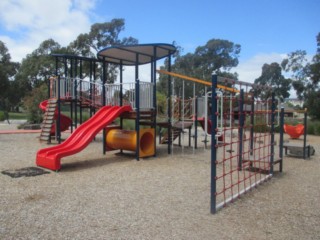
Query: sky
0 0 319 85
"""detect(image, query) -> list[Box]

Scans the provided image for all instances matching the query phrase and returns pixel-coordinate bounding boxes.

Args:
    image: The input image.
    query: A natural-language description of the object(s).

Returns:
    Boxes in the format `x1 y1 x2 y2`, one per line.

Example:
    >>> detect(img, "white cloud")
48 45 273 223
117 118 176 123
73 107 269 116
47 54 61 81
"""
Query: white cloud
0 0 97 61
234 52 287 83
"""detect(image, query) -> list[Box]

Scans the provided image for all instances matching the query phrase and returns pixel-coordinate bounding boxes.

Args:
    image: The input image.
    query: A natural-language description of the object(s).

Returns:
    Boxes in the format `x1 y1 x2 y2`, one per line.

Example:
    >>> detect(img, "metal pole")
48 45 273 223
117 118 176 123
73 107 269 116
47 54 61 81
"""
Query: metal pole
250 93 255 155
57 75 61 143
210 73 218 214
238 89 244 170
167 55 172 154
270 93 275 174
279 107 284 172
153 47 157 157
195 96 198 149
102 58 107 155
135 53 140 160
303 109 307 159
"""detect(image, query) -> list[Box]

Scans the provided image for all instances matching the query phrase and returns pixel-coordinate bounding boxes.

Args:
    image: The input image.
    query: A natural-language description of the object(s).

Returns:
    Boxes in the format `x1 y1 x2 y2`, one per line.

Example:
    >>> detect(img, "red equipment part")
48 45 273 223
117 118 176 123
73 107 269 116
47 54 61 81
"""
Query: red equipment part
39 100 72 134
197 117 224 142
284 123 305 139
36 105 132 171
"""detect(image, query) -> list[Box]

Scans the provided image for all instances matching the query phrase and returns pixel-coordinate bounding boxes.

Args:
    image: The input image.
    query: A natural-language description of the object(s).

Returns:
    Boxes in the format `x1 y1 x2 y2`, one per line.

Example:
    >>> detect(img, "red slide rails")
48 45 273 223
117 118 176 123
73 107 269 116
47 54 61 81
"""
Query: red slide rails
39 100 72 134
36 105 132 171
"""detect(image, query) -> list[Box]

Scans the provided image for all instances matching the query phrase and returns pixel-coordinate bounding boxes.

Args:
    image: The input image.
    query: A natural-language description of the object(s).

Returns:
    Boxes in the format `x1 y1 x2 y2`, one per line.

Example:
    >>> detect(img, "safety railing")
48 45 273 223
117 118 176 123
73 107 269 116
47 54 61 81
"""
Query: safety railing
50 77 154 110
105 81 154 110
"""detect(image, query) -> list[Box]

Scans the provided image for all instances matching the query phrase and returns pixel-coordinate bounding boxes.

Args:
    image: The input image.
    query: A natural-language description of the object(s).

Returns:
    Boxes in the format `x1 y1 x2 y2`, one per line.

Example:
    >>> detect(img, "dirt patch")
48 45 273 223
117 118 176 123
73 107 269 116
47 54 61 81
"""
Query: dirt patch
1 167 50 178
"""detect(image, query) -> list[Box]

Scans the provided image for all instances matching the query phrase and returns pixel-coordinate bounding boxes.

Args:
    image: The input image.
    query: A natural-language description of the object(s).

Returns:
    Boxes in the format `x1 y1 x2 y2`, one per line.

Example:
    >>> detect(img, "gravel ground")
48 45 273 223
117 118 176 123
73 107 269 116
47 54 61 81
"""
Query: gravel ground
0 122 319 240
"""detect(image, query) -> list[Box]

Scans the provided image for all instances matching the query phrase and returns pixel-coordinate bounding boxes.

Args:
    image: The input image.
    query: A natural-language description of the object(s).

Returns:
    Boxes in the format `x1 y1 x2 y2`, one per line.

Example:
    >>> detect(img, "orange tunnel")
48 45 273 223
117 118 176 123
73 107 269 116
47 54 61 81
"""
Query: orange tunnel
106 128 155 157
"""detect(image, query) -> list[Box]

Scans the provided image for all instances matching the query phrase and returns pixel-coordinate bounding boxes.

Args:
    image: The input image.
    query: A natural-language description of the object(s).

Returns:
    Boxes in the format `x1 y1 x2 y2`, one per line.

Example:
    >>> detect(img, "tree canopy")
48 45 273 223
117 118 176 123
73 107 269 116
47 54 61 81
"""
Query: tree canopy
281 32 320 119
4 18 138 118
0 41 19 113
157 39 241 98
254 62 291 101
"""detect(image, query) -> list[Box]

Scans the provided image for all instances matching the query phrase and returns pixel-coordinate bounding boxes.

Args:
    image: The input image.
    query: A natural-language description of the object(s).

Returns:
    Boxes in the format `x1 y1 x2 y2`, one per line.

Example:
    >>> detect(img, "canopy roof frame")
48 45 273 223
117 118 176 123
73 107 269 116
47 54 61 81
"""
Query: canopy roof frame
97 43 176 66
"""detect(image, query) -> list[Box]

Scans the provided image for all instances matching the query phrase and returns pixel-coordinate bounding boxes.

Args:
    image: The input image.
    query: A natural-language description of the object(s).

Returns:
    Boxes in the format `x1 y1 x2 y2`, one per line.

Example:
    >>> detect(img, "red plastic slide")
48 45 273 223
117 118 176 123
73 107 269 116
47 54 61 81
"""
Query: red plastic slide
36 105 132 171
284 123 305 139
39 100 72 134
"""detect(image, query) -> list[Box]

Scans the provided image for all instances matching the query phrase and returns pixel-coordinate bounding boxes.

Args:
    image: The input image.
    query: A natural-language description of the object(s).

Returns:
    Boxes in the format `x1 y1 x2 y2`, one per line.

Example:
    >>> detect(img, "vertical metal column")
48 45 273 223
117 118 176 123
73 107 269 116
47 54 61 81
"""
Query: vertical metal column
152 46 157 157
102 58 107 155
279 107 284 172
167 55 172 154
270 93 275 174
57 75 61 143
194 97 198 149
238 89 244 170
79 60 83 124
303 109 308 159
250 93 255 155
135 54 140 160
210 74 218 214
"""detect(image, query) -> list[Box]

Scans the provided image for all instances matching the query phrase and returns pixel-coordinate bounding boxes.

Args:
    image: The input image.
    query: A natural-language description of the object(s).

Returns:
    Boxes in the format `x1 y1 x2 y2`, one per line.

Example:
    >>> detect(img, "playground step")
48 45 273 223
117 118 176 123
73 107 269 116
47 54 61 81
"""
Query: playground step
160 128 181 144
40 98 58 142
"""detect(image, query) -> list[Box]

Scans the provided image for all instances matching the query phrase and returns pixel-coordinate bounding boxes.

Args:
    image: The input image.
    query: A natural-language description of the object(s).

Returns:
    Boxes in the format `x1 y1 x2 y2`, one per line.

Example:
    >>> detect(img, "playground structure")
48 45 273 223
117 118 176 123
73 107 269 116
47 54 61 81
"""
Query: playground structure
283 109 315 159
156 70 285 214
36 43 177 170
35 43 288 214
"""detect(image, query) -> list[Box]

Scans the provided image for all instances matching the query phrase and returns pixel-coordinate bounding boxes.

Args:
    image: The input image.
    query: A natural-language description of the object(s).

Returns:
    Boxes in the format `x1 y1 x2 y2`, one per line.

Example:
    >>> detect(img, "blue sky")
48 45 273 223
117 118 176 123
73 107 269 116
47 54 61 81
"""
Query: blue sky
0 0 319 83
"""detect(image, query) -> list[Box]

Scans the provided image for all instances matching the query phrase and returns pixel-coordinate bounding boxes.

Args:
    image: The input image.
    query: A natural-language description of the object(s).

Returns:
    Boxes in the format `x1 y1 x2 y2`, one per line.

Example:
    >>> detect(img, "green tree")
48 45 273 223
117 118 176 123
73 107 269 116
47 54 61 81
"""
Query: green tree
0 41 19 120
282 33 320 119
157 39 240 98
68 19 138 83
281 50 308 98
14 39 62 99
254 62 291 101
23 83 48 123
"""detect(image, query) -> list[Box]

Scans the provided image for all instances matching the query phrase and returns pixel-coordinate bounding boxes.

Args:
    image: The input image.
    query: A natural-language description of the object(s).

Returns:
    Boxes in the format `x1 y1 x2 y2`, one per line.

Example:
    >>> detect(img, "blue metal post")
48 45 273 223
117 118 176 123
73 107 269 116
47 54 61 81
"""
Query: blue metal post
270 93 275 174
102 58 107 155
250 93 255 155
57 75 61 143
167 55 172 154
210 74 218 214
303 110 307 159
135 53 140 160
152 47 157 156
238 89 244 170
279 107 284 172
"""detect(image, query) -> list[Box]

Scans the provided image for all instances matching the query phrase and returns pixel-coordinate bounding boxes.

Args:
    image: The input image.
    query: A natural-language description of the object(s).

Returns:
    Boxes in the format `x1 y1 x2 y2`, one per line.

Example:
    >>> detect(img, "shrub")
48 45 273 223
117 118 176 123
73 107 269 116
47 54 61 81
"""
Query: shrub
0 111 5 121
23 84 47 123
307 123 315 135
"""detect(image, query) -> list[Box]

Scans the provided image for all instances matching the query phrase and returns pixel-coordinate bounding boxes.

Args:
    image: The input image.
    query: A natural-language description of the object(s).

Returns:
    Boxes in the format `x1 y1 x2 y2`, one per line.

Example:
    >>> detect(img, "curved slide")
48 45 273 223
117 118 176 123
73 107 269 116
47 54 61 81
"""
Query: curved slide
36 105 132 171
39 100 72 134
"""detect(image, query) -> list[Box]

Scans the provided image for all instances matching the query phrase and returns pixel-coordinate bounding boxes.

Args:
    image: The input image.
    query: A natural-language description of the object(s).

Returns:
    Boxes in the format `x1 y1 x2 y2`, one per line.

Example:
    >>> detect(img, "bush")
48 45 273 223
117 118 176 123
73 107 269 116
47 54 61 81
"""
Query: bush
23 84 47 123
0 111 5 121
307 123 315 135
306 120 320 136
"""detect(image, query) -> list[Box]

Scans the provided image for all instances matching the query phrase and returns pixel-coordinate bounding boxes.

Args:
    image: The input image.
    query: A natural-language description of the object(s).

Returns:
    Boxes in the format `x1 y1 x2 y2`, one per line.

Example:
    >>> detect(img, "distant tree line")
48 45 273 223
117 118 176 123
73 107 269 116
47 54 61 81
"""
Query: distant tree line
0 17 319 121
